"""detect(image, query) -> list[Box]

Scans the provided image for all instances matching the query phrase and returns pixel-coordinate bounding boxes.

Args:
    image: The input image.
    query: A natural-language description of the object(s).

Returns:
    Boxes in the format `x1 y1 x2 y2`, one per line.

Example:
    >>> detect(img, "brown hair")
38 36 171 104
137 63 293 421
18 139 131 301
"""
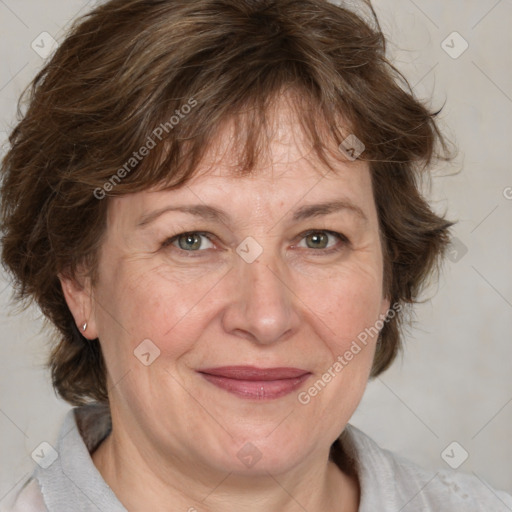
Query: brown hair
0 0 454 406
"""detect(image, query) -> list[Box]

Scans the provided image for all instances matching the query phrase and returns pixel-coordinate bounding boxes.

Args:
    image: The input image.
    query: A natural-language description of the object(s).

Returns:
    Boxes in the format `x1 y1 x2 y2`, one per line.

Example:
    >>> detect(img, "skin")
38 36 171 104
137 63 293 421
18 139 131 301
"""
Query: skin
61 97 390 512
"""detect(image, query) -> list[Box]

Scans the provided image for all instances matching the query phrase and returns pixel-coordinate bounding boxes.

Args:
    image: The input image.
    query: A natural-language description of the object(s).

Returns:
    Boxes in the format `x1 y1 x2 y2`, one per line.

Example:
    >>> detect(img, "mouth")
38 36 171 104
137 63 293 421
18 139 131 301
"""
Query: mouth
197 366 311 400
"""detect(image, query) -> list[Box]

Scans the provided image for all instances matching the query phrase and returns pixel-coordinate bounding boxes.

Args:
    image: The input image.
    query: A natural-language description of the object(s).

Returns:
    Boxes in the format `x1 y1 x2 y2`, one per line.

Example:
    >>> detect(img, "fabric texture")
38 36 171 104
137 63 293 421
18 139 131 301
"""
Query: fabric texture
2 403 512 511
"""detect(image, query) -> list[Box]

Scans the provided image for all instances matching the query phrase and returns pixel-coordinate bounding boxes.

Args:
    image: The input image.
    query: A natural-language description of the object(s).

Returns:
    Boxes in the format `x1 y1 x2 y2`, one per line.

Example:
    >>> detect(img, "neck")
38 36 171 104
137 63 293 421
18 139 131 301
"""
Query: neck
92 416 359 512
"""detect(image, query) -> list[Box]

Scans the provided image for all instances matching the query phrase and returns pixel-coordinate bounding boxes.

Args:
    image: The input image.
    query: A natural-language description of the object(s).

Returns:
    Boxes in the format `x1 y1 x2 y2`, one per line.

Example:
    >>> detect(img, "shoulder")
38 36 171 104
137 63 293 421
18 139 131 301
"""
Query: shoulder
387 449 512 512
341 424 512 512
1 403 114 512
0 478 47 512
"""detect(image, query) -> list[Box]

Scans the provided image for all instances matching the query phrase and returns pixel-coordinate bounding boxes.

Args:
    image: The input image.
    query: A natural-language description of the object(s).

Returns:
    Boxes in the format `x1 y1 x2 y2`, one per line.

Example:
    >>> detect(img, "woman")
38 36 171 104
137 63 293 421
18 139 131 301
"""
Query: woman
1 0 511 510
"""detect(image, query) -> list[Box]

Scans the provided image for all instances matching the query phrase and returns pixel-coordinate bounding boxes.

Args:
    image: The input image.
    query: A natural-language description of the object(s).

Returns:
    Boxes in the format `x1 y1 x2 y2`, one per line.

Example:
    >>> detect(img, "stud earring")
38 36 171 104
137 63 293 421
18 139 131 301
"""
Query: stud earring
81 322 88 332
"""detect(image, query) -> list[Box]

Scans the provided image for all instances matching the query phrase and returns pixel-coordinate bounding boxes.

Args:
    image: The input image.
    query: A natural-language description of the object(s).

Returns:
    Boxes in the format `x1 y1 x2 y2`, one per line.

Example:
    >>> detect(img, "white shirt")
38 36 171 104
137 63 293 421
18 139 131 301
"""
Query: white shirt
2 403 511 511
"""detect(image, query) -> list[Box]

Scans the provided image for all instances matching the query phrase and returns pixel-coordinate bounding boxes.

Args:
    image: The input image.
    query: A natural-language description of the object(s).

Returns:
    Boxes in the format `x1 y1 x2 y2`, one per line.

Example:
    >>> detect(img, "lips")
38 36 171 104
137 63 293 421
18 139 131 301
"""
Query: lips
197 366 311 400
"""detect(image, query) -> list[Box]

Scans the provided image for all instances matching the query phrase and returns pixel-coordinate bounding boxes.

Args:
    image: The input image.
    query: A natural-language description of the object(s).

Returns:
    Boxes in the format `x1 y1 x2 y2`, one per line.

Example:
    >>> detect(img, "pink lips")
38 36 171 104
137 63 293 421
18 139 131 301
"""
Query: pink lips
198 366 311 400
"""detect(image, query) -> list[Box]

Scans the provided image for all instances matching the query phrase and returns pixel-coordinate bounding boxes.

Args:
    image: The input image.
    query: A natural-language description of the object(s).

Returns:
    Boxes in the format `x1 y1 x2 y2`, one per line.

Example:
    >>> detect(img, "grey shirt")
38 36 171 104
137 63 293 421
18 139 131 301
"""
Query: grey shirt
3 403 512 511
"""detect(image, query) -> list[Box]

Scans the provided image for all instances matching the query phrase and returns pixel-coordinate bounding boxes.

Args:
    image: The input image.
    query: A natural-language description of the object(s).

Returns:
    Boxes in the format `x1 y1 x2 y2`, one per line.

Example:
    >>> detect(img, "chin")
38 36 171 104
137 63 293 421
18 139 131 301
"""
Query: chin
203 428 321 476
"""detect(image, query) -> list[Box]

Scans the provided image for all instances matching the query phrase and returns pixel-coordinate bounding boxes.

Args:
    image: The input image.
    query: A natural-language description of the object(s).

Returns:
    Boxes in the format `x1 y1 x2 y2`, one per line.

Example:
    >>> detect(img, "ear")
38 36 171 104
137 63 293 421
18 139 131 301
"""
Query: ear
59 272 99 340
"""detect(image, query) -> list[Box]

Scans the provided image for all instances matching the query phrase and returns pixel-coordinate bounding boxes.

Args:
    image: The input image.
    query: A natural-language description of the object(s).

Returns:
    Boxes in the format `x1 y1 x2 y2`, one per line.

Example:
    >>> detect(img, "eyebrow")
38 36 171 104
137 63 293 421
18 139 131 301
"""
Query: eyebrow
292 200 367 223
136 200 368 228
137 204 230 227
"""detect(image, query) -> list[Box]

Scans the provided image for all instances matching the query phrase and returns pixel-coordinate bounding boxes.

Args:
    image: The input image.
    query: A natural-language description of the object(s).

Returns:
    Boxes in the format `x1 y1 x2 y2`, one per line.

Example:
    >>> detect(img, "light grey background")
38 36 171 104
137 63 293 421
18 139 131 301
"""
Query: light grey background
1 0 511 504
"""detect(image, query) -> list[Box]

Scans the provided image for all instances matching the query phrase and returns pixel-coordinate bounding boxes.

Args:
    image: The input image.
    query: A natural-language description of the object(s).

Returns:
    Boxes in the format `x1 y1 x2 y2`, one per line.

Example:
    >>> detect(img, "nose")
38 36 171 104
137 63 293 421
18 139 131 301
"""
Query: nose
221 248 300 345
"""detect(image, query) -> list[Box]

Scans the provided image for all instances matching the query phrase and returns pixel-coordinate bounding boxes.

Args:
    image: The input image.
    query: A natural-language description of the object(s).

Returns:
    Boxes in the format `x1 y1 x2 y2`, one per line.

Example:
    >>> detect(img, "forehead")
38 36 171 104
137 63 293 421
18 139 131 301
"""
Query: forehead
190 90 359 178
108 165 375 238
108 96 375 225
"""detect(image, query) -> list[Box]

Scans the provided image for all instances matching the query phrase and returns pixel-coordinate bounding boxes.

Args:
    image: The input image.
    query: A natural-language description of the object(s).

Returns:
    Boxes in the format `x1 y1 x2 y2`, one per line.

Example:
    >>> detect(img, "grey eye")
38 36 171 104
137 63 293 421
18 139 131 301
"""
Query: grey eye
305 232 330 249
165 232 215 251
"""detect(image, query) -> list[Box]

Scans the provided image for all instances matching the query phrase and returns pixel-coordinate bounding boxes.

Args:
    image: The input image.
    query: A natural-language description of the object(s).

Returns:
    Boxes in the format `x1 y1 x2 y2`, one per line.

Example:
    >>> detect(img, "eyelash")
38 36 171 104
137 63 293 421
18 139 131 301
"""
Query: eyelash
161 229 350 257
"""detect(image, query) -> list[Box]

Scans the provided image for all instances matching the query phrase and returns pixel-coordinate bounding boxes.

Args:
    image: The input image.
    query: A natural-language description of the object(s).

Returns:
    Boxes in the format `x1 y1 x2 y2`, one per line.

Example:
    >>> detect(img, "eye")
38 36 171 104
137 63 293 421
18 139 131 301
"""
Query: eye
162 232 215 252
161 229 349 256
296 230 349 253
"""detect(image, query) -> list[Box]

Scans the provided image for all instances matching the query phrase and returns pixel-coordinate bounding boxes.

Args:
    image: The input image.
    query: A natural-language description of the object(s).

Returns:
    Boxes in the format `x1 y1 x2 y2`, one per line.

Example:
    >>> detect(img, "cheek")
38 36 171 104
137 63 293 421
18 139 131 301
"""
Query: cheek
294 266 384 420
299 260 385 350
93 259 222 366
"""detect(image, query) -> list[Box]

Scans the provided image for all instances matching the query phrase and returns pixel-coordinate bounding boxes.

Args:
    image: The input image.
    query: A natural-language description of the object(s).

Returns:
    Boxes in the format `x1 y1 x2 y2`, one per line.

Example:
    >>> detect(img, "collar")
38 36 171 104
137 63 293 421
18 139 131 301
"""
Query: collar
34 403 124 512
34 403 397 512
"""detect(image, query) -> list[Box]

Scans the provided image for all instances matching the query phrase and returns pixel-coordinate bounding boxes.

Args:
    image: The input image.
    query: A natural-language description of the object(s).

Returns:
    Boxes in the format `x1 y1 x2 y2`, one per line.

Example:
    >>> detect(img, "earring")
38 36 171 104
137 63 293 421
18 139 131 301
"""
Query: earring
81 322 88 332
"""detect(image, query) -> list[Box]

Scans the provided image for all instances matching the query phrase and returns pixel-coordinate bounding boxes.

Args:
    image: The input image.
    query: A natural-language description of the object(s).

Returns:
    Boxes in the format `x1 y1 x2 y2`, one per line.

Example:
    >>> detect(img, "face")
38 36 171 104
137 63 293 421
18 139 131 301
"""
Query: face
62 101 390 477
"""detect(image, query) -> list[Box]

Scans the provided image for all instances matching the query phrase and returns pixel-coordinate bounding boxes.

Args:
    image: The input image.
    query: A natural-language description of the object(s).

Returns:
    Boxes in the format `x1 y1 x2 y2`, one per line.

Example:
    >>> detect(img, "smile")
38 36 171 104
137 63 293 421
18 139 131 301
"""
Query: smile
197 366 312 400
